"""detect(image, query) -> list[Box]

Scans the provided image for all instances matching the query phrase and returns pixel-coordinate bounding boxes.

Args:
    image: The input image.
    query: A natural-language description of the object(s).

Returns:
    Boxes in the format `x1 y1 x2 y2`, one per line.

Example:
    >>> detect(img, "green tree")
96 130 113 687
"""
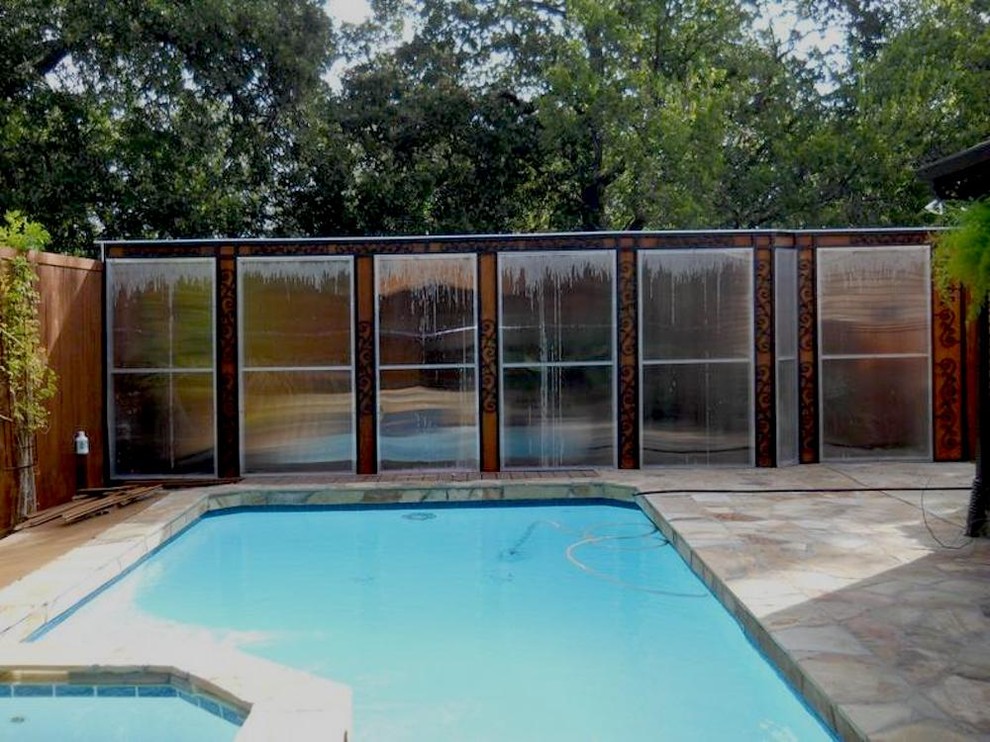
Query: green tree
801 0 990 226
0 212 57 524
0 0 336 254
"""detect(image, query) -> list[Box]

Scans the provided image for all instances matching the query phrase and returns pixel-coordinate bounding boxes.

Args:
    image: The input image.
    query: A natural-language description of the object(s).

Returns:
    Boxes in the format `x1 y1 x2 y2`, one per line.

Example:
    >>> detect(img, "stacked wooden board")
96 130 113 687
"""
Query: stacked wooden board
13 485 162 530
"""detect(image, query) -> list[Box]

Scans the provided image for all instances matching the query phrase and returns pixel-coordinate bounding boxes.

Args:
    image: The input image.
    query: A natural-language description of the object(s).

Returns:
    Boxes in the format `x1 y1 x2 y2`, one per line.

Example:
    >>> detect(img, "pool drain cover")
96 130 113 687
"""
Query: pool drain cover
402 512 436 521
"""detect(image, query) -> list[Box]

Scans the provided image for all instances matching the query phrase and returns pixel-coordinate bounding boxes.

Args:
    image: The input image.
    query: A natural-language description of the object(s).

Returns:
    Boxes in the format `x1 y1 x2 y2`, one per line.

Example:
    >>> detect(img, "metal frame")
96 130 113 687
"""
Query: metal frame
637 247 756 467
497 250 618 470
106 257 218 479
236 256 356 474
816 244 934 461
373 253 480 472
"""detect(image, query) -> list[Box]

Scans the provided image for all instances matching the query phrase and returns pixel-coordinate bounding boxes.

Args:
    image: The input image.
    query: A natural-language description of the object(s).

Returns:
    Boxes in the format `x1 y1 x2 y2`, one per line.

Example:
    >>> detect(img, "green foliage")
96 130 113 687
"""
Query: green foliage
0 210 57 433
1 0 989 242
0 211 58 519
933 199 990 317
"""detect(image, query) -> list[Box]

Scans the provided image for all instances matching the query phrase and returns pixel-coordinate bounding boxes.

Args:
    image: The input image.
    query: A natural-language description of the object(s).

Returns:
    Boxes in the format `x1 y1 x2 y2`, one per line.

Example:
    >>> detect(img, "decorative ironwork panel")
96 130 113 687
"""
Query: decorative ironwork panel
217 255 239 478
355 256 377 474
754 240 775 467
617 248 639 469
798 240 818 463
932 282 964 460
478 254 500 471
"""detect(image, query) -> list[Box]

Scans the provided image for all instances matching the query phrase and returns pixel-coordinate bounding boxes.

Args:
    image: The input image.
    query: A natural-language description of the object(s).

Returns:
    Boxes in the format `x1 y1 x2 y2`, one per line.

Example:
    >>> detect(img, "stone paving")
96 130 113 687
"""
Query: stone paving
0 462 987 740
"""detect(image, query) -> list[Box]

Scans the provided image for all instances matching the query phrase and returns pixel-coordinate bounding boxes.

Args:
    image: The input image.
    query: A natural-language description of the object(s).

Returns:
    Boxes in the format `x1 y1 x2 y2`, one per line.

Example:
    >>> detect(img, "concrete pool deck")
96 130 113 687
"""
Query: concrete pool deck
0 462 987 740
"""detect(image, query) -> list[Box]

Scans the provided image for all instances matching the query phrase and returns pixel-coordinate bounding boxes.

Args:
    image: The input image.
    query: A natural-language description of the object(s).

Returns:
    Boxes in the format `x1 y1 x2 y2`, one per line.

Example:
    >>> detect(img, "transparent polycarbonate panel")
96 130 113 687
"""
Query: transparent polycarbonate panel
776 358 799 466
110 260 214 369
502 365 614 468
818 247 930 356
242 370 353 473
775 249 798 360
379 367 477 470
640 250 752 361
241 259 351 368
500 252 614 363
642 362 752 465
821 357 930 460
378 256 476 366
112 372 215 476
775 249 799 465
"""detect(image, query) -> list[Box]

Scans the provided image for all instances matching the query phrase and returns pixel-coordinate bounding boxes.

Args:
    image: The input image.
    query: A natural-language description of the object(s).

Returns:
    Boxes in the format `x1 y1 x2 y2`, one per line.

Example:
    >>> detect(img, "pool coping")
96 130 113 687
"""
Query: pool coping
0 469 969 741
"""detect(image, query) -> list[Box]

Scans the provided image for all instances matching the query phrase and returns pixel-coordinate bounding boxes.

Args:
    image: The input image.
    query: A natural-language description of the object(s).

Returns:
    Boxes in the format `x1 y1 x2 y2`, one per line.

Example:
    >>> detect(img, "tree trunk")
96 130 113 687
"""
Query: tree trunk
15 429 37 521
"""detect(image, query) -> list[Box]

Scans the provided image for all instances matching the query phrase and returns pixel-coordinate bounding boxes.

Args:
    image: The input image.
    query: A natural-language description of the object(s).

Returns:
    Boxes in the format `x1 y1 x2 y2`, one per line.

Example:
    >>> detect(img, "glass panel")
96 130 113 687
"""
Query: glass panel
502 365 613 468
243 371 353 473
640 250 752 361
378 256 475 366
819 248 929 356
821 357 930 459
775 249 797 360
113 372 215 475
241 259 351 367
642 363 751 465
111 261 214 369
775 249 798 465
776 358 799 465
501 253 614 363
379 368 477 470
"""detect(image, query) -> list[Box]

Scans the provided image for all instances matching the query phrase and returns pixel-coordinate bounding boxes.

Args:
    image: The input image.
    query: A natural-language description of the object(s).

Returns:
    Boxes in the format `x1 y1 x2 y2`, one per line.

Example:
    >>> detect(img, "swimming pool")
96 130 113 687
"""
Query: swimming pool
40 501 835 740
0 682 242 741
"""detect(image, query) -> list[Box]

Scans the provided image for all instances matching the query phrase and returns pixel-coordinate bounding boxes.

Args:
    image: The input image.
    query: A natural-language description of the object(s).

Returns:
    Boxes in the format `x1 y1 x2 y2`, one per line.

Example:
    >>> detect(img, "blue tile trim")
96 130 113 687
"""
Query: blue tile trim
198 697 221 718
221 705 246 725
55 685 95 697
12 685 53 697
3 682 243 726
137 685 176 698
96 686 137 697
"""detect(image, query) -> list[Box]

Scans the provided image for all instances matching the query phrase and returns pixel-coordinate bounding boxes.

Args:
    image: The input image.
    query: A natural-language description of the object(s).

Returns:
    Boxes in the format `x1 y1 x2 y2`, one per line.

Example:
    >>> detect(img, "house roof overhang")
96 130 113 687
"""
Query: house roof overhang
917 139 990 200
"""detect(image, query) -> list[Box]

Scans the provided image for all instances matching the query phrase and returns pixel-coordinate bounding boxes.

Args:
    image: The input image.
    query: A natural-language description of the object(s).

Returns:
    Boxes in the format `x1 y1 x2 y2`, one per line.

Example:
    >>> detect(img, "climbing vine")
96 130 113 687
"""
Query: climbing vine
0 211 57 523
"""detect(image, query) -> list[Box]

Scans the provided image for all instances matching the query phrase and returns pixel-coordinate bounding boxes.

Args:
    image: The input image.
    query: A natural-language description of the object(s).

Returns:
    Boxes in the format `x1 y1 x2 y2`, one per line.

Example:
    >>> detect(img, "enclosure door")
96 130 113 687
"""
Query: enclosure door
108 259 216 477
499 251 616 468
639 249 754 466
376 255 478 471
238 257 354 473
817 246 932 460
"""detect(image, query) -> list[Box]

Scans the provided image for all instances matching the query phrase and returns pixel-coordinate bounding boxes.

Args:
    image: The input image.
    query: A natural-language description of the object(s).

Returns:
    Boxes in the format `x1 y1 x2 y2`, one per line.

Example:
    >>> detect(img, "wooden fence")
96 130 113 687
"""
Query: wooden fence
0 248 104 533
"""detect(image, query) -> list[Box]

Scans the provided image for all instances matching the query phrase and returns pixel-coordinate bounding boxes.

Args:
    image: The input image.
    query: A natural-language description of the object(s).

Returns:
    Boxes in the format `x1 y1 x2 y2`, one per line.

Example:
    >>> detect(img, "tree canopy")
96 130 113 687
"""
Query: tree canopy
2 0 988 254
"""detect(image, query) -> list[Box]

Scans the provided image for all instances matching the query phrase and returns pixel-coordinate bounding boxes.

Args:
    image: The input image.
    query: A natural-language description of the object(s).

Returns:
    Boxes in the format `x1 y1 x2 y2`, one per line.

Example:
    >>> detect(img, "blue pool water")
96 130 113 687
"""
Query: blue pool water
43 502 835 741
0 686 240 741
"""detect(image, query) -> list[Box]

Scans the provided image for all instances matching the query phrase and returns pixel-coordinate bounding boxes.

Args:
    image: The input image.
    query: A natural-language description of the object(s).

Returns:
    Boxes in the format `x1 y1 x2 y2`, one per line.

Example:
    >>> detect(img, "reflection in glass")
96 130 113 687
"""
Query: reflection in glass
379 368 477 470
642 363 751 465
640 249 753 466
818 248 929 356
113 372 215 475
377 255 477 470
243 371 353 472
111 261 214 369
775 249 798 465
640 250 752 361
109 259 215 477
378 256 476 366
239 258 354 473
501 253 614 363
241 259 351 367
499 252 615 468
818 246 931 461
821 357 930 459
503 366 613 467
